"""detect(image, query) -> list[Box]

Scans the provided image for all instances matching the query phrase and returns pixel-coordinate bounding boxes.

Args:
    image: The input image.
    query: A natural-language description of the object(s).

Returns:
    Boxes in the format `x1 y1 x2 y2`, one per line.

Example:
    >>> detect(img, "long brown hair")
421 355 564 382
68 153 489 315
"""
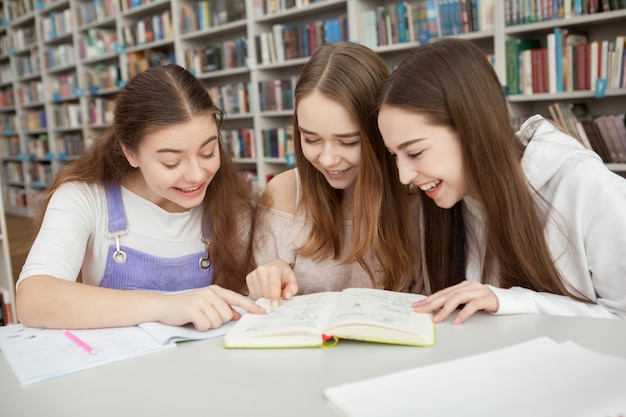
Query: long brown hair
292 41 416 291
36 64 255 291
379 38 584 300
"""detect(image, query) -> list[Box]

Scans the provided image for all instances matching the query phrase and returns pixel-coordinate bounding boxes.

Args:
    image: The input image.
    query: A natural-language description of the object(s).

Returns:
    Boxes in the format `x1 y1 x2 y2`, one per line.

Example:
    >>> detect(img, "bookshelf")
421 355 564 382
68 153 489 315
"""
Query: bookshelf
0 172 15 325
0 0 625 219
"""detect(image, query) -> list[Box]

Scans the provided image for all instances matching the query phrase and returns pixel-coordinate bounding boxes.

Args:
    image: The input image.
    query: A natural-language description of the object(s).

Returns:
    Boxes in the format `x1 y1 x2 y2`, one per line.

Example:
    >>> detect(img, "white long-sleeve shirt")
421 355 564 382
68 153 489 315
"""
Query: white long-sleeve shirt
463 115 626 318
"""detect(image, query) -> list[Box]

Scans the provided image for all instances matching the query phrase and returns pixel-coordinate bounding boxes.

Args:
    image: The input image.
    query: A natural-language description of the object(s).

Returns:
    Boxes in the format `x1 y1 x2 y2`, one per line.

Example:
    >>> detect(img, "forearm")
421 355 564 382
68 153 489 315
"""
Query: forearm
488 285 620 319
16 276 164 329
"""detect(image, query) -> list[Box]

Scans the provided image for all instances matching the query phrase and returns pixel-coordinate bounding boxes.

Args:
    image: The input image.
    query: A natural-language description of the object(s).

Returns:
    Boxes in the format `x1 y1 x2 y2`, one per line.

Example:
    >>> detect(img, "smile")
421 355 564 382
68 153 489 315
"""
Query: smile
177 185 202 192
327 169 349 175
418 180 441 192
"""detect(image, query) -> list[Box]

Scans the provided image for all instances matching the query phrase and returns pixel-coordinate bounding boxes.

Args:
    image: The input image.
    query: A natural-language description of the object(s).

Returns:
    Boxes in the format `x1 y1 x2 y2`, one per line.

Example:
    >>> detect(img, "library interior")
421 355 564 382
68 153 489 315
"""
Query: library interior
0 1 626 415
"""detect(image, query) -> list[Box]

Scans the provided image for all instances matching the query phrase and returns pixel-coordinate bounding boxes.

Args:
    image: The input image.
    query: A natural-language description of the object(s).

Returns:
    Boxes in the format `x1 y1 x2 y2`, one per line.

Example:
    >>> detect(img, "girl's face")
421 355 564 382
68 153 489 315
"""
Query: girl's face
297 91 362 191
122 115 221 212
378 106 469 209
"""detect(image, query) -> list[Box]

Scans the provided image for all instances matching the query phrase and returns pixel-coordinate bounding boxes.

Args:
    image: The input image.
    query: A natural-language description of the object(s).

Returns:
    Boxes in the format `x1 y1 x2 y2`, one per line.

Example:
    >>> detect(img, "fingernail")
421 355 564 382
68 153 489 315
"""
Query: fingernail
285 291 292 299
271 300 279 308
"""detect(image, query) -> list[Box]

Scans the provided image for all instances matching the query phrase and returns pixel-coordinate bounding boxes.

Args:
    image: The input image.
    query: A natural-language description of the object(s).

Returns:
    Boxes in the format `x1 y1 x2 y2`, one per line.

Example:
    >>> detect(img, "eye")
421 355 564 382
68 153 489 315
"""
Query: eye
407 151 423 159
201 151 216 159
341 141 360 147
303 137 319 144
163 162 181 170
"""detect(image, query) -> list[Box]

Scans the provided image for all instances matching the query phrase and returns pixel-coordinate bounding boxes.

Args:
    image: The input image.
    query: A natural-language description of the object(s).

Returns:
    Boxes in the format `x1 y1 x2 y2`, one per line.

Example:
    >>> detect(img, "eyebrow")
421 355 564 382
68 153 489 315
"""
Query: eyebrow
299 127 360 139
156 136 217 154
396 138 426 150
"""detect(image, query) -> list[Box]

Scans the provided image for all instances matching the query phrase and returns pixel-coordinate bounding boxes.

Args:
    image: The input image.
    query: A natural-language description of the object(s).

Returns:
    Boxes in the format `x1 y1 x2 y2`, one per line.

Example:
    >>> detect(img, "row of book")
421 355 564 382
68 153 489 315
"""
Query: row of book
252 0 325 17
258 77 297 112
127 49 175 79
184 37 247 75
44 43 75 71
360 0 494 49
207 82 250 116
256 16 347 65
88 97 116 126
75 0 117 27
223 128 256 159
56 133 86 158
506 32 626 96
262 125 295 161
49 73 80 102
122 11 174 48
8 26 36 51
506 0 626 26
0 136 19 159
28 162 54 189
41 8 73 42
0 87 13 107
27 135 50 160
21 110 47 132
51 103 82 129
549 102 626 163
77 28 118 60
0 114 17 135
2 162 24 184
179 0 246 34
84 64 121 92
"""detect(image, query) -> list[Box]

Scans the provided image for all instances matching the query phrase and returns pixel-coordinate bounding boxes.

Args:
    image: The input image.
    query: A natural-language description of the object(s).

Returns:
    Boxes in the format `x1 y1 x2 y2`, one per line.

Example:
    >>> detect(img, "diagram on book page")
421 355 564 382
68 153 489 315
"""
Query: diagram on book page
241 292 340 334
329 289 427 331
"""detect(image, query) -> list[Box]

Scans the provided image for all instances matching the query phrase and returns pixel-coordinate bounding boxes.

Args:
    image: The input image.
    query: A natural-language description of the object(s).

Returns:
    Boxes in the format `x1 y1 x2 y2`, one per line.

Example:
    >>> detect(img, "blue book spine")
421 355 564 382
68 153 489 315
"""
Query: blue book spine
554 28 564 93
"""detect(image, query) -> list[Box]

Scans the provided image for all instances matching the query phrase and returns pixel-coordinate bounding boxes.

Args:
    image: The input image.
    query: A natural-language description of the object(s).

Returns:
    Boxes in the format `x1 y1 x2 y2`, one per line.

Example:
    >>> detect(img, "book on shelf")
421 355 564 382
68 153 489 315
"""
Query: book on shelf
223 288 436 349
569 102 612 162
0 319 239 385
505 38 541 95
594 115 626 163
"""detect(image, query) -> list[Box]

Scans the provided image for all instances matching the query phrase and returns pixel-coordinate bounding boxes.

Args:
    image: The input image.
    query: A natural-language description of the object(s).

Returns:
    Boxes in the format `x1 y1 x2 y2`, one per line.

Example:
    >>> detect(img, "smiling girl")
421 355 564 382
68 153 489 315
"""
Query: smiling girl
16 65 264 330
246 42 418 306
378 38 626 323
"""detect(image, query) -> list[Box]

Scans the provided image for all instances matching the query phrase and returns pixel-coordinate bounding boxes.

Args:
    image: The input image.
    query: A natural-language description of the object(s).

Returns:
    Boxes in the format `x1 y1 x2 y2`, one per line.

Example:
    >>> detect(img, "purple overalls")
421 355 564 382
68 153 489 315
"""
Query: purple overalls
98 182 213 291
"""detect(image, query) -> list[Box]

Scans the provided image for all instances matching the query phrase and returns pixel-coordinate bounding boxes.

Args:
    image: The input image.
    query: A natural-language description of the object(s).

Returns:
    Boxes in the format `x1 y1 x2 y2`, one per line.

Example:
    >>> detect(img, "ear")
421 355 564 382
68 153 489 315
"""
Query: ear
120 142 139 168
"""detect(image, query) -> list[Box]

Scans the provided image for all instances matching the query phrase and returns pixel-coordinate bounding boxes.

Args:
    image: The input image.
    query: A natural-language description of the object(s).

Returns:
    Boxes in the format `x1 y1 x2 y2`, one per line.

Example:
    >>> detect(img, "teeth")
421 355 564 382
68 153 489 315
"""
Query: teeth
328 170 345 175
419 180 441 192
180 185 200 192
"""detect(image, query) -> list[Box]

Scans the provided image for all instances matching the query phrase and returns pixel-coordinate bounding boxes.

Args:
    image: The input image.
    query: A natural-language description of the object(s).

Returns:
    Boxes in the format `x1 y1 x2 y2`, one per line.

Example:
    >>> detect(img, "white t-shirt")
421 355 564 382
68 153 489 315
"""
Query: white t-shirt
18 181 205 287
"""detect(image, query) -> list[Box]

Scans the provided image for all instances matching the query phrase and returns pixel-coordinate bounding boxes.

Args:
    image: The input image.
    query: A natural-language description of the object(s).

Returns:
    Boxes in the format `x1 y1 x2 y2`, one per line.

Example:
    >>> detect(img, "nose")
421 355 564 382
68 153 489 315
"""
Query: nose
183 158 206 183
319 142 340 166
396 158 417 186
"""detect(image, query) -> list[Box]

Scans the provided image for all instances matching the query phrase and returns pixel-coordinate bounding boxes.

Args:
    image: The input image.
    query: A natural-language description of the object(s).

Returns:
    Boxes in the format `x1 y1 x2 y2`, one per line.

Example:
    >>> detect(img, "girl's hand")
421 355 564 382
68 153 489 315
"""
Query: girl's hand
159 285 265 331
246 260 298 308
412 281 499 324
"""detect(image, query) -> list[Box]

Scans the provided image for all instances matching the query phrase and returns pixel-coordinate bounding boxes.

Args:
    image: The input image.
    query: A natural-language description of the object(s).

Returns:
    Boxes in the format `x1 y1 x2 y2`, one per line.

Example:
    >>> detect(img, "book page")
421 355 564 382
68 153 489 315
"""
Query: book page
138 306 245 344
224 292 341 346
0 324 174 385
324 337 626 417
327 288 430 335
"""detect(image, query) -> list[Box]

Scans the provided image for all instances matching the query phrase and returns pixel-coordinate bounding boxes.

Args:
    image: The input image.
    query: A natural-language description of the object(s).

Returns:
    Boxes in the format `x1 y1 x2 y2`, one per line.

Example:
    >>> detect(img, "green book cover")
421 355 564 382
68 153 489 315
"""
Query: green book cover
506 38 541 95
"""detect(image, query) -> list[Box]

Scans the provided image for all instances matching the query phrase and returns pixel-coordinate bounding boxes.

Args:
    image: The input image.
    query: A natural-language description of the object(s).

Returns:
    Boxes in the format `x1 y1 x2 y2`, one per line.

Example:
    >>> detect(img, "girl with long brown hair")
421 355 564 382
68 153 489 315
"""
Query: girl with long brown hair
246 42 418 306
378 38 626 324
16 64 264 330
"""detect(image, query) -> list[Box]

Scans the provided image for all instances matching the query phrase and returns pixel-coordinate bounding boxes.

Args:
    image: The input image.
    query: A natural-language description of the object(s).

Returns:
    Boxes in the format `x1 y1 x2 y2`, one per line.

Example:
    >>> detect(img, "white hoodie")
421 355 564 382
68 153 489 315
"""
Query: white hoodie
465 115 626 318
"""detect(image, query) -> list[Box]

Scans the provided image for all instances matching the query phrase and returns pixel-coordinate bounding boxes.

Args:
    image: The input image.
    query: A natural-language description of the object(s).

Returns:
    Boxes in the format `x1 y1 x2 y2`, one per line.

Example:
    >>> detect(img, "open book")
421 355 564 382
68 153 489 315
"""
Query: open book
224 288 435 348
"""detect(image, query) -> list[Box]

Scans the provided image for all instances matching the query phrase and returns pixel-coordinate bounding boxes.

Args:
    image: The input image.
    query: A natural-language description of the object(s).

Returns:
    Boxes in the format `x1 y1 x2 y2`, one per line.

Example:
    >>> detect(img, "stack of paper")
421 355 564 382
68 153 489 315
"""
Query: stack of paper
324 337 626 417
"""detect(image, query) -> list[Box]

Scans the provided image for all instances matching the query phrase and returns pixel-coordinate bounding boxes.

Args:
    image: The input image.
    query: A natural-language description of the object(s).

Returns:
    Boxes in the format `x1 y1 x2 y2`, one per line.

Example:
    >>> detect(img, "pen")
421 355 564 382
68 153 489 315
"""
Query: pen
64 330 97 355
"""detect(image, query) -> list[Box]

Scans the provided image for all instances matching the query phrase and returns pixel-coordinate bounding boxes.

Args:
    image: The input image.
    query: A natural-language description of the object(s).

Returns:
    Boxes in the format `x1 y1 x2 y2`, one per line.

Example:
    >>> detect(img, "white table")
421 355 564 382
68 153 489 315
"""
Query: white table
1 313 625 417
